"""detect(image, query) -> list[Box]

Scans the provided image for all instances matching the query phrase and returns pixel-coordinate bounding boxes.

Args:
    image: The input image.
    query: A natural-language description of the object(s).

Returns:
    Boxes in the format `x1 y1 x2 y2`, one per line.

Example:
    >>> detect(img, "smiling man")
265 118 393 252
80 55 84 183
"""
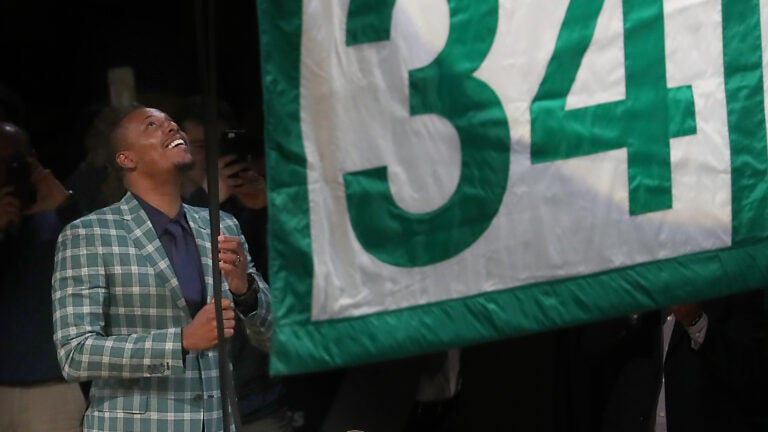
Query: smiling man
51 107 272 432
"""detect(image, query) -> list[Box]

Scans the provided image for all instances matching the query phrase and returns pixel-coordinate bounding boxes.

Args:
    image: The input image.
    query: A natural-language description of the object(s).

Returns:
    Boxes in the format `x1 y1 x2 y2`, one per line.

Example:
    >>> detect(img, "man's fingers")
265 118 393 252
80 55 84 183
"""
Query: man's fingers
203 297 232 307
218 251 241 266
217 237 244 268
217 234 240 245
218 237 243 256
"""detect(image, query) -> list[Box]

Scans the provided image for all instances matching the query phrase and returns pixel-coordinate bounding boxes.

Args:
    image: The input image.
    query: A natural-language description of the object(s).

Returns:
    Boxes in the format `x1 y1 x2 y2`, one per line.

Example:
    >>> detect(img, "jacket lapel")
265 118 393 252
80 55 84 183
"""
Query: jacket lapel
185 205 215 301
119 193 190 315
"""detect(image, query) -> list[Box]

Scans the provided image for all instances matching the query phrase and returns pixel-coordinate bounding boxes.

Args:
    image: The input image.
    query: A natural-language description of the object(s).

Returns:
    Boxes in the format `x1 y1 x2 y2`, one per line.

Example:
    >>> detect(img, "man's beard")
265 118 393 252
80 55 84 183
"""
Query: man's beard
175 159 195 173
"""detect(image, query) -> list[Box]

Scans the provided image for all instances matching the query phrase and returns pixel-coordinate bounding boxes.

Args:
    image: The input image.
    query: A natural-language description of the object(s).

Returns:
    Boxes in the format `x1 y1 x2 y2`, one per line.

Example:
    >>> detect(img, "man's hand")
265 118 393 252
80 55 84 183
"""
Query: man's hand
182 299 236 351
0 186 21 230
671 303 703 327
218 235 249 295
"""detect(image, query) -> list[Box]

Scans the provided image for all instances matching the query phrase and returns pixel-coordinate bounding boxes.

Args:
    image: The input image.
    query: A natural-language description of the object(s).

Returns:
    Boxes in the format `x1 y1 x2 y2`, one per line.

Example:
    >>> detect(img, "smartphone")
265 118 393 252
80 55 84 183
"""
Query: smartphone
219 129 253 161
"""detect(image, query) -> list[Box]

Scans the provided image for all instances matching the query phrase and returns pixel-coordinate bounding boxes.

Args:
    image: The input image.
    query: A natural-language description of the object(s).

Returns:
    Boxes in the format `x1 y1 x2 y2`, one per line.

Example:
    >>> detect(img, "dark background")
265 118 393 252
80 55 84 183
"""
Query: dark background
0 0 263 180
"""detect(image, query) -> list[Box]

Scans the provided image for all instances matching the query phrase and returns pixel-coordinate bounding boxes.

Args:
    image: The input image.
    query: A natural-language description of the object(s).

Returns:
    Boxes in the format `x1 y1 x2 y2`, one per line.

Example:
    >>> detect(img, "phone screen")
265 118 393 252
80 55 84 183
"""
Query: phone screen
219 130 252 160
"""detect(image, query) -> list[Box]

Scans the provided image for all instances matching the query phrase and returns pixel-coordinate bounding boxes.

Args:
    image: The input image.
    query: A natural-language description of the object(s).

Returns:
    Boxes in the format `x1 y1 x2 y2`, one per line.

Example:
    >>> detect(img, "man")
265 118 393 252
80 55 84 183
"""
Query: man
600 291 766 432
0 121 85 431
52 107 272 432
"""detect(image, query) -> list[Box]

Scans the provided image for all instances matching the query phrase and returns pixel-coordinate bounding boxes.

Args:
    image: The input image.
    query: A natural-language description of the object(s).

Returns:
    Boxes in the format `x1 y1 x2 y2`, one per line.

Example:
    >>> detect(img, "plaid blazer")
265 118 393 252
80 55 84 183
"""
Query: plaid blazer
52 193 272 432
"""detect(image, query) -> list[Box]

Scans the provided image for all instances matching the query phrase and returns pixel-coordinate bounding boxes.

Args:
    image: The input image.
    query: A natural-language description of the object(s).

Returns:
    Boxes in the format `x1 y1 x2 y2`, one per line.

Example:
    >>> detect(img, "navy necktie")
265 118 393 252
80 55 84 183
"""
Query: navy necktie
165 219 205 315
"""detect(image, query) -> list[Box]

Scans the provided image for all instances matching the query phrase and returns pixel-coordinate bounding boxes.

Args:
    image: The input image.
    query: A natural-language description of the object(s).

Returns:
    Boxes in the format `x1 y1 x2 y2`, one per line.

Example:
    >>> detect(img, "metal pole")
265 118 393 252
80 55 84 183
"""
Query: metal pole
193 0 241 429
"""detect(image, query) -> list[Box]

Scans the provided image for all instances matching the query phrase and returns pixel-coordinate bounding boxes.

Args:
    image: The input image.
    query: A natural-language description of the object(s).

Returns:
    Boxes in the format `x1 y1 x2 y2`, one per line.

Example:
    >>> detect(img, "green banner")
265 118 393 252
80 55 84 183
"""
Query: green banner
258 0 768 375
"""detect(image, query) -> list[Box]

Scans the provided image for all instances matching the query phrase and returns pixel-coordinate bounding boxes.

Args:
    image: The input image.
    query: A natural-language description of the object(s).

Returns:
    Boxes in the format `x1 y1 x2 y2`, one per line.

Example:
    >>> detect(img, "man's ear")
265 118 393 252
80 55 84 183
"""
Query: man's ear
116 151 136 170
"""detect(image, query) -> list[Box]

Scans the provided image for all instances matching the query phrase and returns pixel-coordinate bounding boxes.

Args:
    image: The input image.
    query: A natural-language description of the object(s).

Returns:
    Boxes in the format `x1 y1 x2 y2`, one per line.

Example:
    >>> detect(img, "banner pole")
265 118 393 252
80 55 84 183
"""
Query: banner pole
193 0 241 430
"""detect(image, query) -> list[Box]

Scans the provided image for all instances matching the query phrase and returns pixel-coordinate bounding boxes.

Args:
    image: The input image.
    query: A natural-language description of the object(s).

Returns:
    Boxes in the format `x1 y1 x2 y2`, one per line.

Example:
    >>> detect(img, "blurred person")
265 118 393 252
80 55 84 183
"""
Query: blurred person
403 349 462 432
320 351 461 432
66 104 135 213
600 289 767 432
179 116 269 274
175 97 266 211
52 107 272 431
0 121 85 431
177 98 291 432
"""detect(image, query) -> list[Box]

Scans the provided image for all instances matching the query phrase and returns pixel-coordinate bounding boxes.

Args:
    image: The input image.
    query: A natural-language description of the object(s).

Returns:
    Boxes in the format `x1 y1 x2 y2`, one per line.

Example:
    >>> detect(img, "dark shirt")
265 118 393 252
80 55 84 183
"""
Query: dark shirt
0 211 68 384
133 193 206 316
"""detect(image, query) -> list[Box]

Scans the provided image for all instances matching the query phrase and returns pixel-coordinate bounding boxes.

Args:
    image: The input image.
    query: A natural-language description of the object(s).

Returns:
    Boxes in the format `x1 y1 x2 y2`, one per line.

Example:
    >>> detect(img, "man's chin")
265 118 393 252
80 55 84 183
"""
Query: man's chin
175 160 195 173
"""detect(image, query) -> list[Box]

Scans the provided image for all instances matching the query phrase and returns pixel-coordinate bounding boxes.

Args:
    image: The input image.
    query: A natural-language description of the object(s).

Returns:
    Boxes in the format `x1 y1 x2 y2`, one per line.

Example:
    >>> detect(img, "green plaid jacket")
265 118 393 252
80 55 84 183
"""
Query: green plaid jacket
52 193 272 432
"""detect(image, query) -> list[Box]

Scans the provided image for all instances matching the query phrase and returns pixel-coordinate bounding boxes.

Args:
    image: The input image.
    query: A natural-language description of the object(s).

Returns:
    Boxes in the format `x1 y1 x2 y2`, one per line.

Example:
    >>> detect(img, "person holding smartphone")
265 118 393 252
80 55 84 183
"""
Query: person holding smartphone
0 121 85 431
176 98 291 432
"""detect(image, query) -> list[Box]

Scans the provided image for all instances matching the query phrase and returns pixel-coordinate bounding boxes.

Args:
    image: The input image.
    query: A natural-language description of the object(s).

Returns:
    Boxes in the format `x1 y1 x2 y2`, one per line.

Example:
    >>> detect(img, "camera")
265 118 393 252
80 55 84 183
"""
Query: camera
2 151 36 210
219 129 253 161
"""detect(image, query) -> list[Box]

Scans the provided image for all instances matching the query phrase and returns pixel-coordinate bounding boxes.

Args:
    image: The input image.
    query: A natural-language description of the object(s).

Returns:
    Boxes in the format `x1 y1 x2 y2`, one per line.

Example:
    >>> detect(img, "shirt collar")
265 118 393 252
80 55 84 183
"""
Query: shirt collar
132 192 191 236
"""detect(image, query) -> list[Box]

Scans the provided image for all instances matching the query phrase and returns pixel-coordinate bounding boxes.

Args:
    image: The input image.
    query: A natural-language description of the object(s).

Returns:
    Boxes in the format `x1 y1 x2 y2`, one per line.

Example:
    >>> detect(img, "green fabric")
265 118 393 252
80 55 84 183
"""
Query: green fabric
271 241 768 374
722 0 768 242
343 0 510 267
346 0 396 46
530 0 696 215
259 0 768 375
258 0 313 330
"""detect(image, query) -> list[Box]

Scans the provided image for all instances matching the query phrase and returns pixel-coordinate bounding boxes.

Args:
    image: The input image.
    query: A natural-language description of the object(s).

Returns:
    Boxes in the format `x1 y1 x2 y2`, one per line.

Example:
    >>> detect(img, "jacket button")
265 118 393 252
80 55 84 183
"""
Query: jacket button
193 394 203 402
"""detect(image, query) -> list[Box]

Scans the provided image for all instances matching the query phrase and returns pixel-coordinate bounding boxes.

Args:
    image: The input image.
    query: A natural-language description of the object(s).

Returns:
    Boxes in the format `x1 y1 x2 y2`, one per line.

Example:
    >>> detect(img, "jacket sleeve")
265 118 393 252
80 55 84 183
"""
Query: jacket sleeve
239 269 273 351
52 221 185 381
221 211 273 351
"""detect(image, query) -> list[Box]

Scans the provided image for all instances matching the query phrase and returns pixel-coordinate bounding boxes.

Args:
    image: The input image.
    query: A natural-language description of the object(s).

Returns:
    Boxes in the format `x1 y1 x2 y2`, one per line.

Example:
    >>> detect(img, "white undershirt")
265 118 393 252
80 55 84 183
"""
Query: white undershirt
654 312 709 432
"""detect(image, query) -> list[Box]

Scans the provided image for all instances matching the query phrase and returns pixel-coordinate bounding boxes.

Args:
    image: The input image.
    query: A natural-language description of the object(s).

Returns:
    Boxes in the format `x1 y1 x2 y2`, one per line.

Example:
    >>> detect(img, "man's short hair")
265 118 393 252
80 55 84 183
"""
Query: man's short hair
108 104 144 171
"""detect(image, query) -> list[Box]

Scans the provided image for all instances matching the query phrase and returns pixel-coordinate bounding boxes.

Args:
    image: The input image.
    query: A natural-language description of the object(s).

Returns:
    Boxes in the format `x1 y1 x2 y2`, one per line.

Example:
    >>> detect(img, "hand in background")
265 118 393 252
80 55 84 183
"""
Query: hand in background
202 154 250 204
230 165 265 209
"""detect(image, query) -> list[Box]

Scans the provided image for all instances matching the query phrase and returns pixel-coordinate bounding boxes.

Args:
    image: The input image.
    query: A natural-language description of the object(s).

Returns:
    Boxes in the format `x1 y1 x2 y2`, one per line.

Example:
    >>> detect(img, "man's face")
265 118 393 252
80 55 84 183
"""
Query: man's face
117 108 193 176
180 120 207 183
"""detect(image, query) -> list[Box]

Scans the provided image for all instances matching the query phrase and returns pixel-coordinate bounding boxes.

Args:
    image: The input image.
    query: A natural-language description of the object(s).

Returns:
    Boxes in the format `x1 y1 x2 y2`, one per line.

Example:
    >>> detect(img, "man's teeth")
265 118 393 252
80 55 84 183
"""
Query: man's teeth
169 139 186 148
